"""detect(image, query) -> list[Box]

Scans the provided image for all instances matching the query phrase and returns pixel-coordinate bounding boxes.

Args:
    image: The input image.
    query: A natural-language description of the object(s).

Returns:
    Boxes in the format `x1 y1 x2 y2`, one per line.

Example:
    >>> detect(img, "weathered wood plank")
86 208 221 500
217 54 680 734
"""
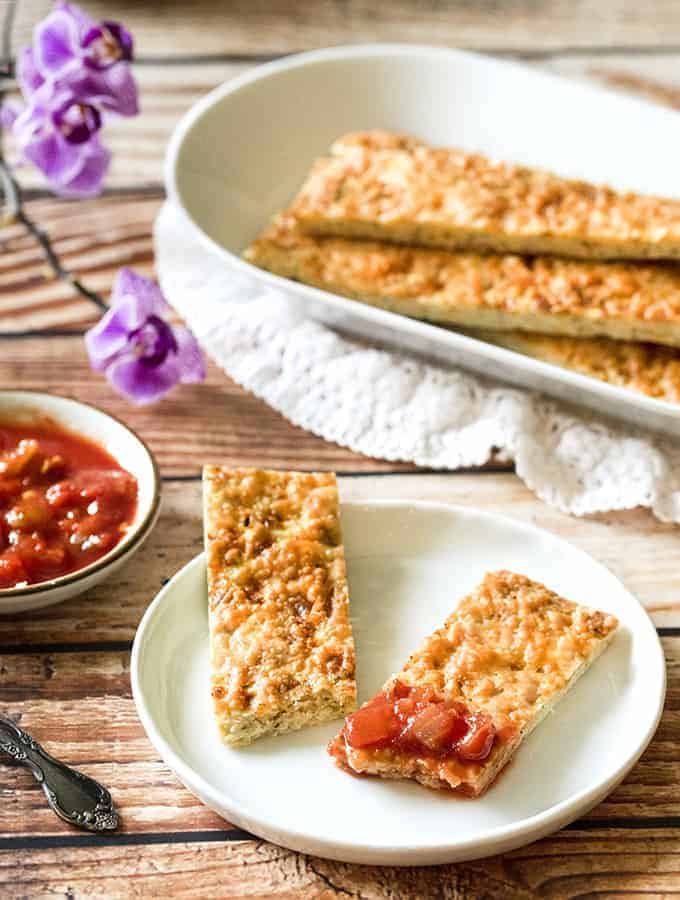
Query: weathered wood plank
0 669 230 835
0 335 412 474
13 0 680 60
0 635 677 837
0 829 679 899
0 193 161 331
543 50 680 102
77 1 680 55
0 475 676 651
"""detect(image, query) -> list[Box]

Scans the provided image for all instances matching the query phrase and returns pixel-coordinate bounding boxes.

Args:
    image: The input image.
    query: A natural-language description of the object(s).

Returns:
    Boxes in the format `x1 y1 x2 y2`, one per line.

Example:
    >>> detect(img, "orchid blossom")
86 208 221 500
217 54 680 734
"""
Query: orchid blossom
85 270 206 405
6 2 138 196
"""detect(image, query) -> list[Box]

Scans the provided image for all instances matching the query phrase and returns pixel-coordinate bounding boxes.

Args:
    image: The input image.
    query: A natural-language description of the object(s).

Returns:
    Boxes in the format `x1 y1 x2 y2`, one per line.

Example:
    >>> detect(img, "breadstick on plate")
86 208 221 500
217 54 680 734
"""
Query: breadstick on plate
328 571 618 797
203 467 356 746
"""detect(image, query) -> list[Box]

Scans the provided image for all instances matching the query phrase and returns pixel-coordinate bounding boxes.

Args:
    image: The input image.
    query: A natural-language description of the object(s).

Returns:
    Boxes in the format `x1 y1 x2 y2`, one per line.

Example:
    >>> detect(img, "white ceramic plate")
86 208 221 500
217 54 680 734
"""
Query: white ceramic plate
166 44 680 438
0 392 161 613
132 501 664 865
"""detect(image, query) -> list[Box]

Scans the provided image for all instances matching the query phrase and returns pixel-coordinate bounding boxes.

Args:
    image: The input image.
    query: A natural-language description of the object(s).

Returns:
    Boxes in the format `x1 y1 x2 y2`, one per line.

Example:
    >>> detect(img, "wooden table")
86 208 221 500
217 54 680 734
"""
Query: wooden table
2 3 680 896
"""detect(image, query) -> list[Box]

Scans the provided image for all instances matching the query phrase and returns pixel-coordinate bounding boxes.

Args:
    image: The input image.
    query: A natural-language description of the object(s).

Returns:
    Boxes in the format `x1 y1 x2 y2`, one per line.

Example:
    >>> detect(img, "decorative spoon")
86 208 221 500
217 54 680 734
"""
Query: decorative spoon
0 714 119 832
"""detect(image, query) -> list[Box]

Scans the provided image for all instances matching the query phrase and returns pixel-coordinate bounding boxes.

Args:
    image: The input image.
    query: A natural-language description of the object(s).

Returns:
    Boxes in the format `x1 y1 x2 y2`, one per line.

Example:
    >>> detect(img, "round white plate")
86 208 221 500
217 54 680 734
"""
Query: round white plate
131 501 665 865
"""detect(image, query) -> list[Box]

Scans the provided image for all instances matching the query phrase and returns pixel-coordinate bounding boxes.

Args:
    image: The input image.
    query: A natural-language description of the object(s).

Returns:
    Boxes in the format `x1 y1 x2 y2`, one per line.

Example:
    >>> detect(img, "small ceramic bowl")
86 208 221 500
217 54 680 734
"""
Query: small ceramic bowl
0 392 161 614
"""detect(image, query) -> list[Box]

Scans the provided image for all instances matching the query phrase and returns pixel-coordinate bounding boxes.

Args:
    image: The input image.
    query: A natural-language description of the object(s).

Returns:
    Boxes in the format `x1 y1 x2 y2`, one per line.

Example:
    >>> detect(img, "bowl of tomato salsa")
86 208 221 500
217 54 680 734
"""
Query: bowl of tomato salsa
0 392 161 612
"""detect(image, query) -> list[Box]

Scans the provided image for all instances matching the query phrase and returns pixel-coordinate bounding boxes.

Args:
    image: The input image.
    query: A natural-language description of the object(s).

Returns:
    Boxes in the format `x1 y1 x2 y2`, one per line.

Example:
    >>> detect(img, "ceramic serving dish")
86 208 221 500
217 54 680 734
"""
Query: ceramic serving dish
166 43 680 437
0 392 161 613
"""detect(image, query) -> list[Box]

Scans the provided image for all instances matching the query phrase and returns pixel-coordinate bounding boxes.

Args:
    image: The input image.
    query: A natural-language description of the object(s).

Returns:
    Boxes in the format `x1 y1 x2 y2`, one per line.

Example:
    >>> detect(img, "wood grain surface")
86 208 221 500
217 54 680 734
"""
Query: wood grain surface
1 632 678 838
1 194 160 330
79 1 680 54
2 829 680 899
3 1 680 897
2 829 678 900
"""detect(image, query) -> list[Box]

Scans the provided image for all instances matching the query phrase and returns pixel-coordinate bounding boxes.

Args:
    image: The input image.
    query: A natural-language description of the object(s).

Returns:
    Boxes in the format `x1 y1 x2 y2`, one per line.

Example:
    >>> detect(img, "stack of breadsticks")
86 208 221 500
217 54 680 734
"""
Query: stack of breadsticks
245 131 680 403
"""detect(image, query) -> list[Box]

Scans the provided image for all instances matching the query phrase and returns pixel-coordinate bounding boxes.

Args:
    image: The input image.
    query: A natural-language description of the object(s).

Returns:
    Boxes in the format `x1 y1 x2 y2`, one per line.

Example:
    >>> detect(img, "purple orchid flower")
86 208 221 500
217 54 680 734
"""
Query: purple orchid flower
82 20 134 69
85 269 206 405
32 2 138 116
4 2 138 197
17 45 46 98
36 3 135 75
12 90 111 197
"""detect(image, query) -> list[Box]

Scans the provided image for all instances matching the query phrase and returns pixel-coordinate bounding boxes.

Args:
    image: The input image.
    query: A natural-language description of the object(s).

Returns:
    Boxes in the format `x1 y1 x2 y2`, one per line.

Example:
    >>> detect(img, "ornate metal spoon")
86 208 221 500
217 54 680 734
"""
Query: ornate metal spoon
0 714 119 832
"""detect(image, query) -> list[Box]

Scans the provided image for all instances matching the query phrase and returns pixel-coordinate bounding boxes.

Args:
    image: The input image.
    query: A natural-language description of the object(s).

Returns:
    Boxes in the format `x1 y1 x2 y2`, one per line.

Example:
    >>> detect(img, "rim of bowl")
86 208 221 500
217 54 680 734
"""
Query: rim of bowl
0 390 162 598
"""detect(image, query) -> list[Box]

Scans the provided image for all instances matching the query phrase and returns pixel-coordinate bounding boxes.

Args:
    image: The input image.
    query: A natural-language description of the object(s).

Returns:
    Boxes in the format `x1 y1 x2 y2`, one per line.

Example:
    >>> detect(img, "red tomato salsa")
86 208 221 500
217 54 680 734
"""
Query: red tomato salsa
0 418 138 589
342 680 497 764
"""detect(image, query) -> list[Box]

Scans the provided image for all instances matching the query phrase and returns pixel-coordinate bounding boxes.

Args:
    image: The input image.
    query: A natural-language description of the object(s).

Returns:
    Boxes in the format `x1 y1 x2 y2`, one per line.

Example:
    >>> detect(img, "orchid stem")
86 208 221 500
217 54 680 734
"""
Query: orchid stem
0 0 108 318
17 206 109 314
0 158 109 316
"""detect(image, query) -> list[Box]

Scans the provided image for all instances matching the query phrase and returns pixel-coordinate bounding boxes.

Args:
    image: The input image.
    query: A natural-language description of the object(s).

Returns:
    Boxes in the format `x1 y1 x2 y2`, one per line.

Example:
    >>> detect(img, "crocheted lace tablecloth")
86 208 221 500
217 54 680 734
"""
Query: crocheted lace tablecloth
155 201 680 524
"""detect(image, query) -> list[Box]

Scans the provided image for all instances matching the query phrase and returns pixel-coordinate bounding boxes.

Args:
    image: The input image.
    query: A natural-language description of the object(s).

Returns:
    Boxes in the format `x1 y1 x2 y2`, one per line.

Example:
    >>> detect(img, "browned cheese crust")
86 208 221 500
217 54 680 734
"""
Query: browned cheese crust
467 329 680 404
244 212 680 348
204 467 356 745
290 129 680 261
328 571 618 796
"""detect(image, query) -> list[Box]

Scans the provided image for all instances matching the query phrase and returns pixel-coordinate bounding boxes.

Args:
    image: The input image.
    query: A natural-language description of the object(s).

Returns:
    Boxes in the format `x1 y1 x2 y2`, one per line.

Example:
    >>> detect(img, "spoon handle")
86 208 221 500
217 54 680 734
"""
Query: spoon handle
0 714 119 832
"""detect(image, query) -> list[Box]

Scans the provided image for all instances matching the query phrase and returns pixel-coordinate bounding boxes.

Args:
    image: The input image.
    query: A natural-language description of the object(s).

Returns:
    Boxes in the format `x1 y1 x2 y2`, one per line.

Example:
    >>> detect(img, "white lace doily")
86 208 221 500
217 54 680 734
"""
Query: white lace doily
154 201 680 524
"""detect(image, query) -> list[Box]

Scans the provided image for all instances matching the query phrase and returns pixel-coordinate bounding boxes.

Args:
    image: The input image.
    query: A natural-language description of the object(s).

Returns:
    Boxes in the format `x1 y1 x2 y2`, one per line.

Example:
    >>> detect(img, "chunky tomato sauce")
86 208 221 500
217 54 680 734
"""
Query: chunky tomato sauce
342 680 497 764
0 419 138 589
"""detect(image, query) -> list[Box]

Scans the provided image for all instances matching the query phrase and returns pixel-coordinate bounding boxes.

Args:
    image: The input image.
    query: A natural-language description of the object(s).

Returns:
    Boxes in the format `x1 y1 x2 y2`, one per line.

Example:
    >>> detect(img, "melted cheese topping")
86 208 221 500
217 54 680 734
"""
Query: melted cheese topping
400 570 618 732
473 330 680 403
292 130 680 260
245 214 680 346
